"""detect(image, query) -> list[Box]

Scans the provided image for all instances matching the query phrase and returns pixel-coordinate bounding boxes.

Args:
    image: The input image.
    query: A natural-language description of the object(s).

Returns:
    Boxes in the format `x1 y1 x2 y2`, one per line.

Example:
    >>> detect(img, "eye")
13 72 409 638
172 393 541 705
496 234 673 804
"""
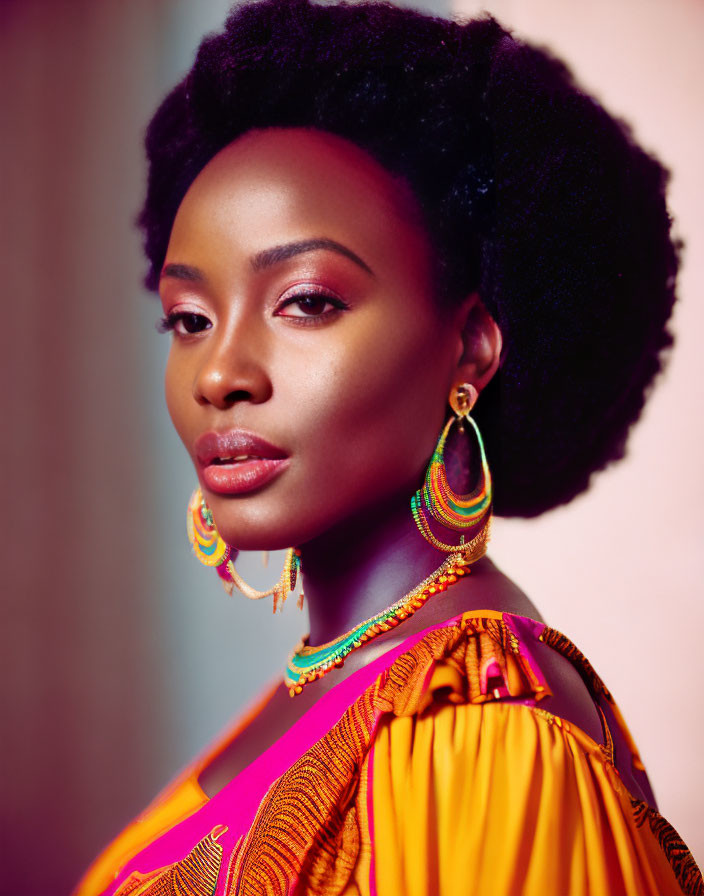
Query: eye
156 311 212 336
275 291 348 322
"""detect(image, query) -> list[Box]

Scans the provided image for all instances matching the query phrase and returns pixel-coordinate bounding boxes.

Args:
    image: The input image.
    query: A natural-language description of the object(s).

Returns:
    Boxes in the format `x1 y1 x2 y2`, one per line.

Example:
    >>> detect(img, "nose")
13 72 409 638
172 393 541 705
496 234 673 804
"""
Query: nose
192 319 271 410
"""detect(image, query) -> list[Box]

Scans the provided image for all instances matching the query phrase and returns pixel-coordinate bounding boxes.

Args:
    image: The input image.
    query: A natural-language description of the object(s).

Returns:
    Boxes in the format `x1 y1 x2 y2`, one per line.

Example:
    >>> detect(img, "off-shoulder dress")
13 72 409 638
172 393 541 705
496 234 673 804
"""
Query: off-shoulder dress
73 610 703 896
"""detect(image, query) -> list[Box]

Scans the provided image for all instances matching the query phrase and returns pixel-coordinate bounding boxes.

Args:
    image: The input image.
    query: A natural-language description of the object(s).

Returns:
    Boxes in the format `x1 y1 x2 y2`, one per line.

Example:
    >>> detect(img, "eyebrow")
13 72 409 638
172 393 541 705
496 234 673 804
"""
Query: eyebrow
160 237 375 283
159 262 205 283
251 238 374 276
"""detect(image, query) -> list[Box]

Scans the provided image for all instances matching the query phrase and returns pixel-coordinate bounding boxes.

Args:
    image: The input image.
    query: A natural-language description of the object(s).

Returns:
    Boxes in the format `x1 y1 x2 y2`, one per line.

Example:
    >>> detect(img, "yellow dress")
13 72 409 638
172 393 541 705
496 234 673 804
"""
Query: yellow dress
73 611 703 895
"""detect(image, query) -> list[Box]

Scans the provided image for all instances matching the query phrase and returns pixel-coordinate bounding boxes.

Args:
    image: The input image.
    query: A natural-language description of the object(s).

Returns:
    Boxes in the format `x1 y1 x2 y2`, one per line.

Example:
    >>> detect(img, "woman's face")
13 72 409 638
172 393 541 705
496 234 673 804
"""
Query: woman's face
160 127 471 550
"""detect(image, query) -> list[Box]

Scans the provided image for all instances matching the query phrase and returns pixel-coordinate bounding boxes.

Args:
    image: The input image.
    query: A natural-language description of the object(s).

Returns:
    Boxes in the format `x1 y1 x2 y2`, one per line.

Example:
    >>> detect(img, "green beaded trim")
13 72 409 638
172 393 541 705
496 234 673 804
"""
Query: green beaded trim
285 550 469 694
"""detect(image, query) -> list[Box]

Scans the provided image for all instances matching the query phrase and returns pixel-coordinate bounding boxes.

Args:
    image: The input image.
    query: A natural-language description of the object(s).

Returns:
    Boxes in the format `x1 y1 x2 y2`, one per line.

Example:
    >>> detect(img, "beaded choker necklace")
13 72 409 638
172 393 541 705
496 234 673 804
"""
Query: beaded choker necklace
285 549 471 696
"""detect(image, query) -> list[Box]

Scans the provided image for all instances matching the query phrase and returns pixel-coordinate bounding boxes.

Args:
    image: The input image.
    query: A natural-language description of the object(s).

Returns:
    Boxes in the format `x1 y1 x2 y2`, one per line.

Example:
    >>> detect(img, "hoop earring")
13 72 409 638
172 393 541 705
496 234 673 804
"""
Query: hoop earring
411 382 493 562
186 486 303 613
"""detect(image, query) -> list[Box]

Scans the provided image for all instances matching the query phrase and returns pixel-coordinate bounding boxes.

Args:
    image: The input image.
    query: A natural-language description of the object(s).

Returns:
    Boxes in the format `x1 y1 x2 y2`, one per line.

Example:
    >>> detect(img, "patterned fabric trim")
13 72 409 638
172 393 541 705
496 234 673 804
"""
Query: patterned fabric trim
113 824 227 896
539 624 619 755
539 624 654 774
539 624 612 699
222 614 546 895
224 685 376 894
631 799 704 896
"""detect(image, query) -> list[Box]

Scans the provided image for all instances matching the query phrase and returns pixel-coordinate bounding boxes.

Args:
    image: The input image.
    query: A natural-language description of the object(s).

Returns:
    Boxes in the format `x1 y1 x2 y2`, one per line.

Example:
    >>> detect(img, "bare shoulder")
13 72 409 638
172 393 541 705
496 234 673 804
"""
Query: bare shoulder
444 556 605 746
528 636 604 745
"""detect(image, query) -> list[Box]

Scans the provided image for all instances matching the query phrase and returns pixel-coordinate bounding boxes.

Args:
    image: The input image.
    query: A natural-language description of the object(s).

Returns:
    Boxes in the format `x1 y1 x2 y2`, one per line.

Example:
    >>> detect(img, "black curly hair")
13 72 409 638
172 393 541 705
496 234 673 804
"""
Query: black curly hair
138 0 679 518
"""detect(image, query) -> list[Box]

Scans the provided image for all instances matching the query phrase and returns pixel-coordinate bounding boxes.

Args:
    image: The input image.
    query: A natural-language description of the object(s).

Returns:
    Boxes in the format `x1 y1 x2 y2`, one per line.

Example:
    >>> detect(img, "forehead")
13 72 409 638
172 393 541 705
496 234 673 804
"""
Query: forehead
168 126 430 266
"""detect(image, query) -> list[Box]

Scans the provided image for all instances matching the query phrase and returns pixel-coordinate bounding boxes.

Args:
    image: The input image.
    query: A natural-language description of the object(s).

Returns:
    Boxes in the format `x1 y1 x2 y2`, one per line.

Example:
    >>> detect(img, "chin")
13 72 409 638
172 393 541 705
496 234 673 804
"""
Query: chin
224 533 295 552
207 509 302 552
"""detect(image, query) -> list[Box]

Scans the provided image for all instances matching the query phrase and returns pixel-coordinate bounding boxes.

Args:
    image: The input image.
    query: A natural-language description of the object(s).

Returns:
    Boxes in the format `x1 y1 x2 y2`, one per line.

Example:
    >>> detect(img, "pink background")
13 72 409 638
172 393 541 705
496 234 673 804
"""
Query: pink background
2 0 701 893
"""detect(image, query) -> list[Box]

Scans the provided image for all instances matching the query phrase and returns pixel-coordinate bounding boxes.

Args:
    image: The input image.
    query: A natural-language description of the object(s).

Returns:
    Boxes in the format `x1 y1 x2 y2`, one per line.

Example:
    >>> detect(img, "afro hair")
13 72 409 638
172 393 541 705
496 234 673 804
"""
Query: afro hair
137 0 680 518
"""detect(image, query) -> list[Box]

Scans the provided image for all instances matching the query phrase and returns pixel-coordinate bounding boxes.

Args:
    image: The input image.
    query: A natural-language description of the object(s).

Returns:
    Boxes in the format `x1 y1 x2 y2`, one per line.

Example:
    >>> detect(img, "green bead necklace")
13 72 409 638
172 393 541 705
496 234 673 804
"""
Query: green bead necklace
285 549 472 696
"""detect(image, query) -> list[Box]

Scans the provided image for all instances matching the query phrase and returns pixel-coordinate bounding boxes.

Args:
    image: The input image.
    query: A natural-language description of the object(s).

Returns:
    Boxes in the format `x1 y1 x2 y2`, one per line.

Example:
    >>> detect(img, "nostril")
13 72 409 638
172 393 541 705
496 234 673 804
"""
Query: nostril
224 389 253 403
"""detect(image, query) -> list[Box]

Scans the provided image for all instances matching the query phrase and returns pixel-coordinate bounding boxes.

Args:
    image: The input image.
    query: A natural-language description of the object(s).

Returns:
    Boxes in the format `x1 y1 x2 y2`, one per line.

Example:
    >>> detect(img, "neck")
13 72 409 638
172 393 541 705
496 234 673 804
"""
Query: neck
298 484 461 646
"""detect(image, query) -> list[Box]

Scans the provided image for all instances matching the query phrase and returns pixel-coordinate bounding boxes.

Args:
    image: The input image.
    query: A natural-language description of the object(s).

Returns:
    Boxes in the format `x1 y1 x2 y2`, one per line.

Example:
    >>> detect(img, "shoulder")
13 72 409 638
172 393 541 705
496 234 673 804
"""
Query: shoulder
372 610 638 793
376 611 600 727
528 629 604 742
361 614 699 895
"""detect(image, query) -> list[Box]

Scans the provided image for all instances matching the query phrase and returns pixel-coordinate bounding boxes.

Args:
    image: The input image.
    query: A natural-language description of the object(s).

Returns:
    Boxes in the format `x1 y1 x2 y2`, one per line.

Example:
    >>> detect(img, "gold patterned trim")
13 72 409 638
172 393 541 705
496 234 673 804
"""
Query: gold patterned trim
225 682 378 895
631 799 704 895
539 625 612 699
114 824 227 896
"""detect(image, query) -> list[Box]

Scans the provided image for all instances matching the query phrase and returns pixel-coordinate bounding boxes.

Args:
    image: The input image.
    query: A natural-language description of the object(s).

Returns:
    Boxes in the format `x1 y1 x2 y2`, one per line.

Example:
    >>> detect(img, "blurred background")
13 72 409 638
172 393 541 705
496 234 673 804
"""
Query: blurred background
2 0 702 893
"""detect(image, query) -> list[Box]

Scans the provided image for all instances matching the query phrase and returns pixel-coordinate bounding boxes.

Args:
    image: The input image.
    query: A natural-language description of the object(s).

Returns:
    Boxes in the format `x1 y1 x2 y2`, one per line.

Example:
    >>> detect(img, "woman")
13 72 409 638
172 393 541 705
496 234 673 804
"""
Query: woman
73 0 702 893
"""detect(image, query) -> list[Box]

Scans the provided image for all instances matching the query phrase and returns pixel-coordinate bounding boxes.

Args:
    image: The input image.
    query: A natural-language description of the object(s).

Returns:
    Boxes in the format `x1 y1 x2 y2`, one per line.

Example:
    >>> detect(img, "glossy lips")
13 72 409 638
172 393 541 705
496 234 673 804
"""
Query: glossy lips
195 429 290 495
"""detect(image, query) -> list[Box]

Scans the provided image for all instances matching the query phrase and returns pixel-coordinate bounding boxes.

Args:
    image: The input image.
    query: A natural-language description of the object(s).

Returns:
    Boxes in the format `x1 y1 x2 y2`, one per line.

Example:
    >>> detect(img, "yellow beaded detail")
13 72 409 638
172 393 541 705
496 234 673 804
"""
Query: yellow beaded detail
186 486 301 610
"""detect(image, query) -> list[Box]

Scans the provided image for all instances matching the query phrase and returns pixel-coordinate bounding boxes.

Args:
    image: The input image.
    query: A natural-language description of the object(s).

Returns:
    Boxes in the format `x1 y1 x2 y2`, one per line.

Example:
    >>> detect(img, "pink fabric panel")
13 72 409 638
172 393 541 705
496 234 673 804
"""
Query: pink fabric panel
103 612 480 895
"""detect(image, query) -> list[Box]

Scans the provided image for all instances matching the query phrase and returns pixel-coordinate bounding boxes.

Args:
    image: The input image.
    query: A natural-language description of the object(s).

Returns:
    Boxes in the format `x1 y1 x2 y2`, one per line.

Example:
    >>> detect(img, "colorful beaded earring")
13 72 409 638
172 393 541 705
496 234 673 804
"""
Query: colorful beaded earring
186 486 303 613
411 382 493 560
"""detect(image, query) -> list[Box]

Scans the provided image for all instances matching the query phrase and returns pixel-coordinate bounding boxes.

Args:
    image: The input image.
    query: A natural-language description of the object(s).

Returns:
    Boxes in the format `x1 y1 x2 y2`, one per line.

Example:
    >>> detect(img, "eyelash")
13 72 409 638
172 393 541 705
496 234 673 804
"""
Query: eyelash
156 312 208 335
276 291 348 322
156 292 348 335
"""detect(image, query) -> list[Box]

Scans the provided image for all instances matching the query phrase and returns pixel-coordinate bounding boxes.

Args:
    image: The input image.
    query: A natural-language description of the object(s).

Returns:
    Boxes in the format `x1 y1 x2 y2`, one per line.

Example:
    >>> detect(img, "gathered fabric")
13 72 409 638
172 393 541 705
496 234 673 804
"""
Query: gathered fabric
73 611 702 896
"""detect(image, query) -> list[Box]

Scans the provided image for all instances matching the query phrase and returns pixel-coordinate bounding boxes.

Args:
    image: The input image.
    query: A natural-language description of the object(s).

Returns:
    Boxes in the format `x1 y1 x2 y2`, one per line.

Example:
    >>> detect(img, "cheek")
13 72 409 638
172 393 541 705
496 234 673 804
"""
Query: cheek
282 308 450 513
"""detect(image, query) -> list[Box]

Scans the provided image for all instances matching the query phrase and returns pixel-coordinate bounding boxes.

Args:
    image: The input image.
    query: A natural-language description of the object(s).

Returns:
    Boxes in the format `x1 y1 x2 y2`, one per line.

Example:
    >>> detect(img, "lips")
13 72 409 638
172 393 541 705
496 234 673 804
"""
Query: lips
195 429 290 496
195 429 289 467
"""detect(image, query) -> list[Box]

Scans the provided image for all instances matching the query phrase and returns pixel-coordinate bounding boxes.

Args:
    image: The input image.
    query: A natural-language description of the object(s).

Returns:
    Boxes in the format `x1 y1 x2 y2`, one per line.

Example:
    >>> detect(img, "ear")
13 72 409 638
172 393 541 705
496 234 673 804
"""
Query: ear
452 292 503 393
